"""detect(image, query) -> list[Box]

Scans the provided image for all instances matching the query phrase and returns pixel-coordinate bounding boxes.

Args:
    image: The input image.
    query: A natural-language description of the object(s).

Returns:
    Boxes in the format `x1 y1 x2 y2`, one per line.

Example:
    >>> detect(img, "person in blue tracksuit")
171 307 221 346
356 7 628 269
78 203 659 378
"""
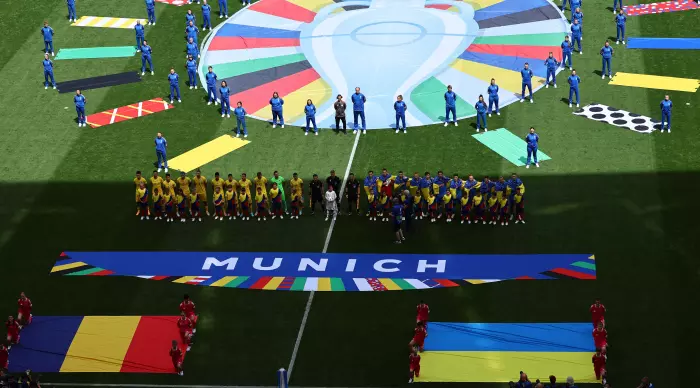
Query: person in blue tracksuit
168 68 181 103
41 21 55 56
525 127 539 169
487 79 499 117
155 132 168 172
43 53 56 90
544 52 559 88
220 81 231 117
660 95 672 133
561 36 573 69
205 66 218 105
185 55 198 89
67 0 77 22
571 19 583 54
186 37 199 59
186 9 196 26
520 63 534 103
305 99 318 136
571 0 581 10
351 87 367 134
568 69 581 108
572 7 583 39
394 95 407 134
234 101 247 137
201 0 212 30
270 92 284 128
74 90 86 127
613 0 623 13
145 0 156 25
141 40 154 75
561 0 570 11
186 21 199 45
474 95 487 132
444 84 458 126
600 41 614 79
135 20 145 51
615 9 627 44
218 0 228 18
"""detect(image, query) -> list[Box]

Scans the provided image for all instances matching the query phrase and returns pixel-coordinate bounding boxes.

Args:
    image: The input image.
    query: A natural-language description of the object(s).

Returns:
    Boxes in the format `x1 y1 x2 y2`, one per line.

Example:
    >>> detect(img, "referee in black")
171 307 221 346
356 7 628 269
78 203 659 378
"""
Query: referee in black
403 190 414 231
326 169 341 213
309 174 324 215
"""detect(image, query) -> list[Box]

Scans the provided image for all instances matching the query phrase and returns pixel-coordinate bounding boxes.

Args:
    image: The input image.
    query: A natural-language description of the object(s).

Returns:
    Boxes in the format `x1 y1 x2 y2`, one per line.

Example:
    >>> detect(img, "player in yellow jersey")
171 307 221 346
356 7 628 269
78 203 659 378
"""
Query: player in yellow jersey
459 195 471 224
163 188 174 222
487 192 499 225
189 183 201 222
269 183 283 219
193 169 209 216
255 186 268 221
136 182 149 220
212 186 224 221
239 188 251 220
211 171 225 194
289 172 303 216
152 187 163 220
134 171 147 215
473 191 485 224
254 172 268 216
177 172 191 197
150 170 164 195
367 193 377 221
290 187 302 219
239 172 253 207
442 191 453 222
426 192 437 223
413 192 423 219
498 195 509 226
176 188 187 223
378 192 389 222
225 184 237 220
513 187 525 224
225 173 237 192
408 172 420 197
163 173 176 196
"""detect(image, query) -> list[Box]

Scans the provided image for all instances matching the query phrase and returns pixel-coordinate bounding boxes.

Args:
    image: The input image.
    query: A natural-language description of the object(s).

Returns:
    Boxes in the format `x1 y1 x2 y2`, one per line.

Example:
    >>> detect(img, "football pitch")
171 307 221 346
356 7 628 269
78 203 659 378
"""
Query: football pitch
0 0 699 386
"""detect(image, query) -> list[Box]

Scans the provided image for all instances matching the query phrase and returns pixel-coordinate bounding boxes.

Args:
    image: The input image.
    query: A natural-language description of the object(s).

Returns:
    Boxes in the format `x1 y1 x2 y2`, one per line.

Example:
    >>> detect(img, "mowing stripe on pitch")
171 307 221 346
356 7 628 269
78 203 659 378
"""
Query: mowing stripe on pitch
167 135 251 173
608 72 699 92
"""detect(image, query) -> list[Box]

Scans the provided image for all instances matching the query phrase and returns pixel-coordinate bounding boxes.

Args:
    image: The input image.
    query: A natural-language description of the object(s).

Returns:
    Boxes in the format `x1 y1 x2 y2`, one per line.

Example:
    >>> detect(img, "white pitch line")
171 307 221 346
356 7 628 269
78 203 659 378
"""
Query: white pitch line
286 130 362 382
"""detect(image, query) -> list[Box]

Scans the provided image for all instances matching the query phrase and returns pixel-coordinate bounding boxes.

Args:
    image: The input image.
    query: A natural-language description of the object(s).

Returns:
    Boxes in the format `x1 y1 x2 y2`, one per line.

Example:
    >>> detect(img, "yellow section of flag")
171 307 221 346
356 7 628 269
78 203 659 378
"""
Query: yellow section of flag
609 72 699 93
168 135 251 173
72 16 146 29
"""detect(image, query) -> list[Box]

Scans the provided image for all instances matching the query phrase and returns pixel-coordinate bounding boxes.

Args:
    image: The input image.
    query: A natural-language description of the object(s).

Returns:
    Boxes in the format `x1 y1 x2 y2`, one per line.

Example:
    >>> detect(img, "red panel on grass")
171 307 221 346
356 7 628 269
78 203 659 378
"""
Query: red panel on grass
550 267 596 280
426 4 452 9
228 67 321 113
208 36 301 51
86 98 173 128
249 276 274 289
248 0 317 23
468 44 562 61
121 316 186 373
434 279 460 287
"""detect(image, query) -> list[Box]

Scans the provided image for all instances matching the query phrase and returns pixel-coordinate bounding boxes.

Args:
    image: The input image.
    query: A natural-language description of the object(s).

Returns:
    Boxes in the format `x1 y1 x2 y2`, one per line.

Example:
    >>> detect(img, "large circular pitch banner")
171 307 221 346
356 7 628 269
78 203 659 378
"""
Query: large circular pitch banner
200 0 568 130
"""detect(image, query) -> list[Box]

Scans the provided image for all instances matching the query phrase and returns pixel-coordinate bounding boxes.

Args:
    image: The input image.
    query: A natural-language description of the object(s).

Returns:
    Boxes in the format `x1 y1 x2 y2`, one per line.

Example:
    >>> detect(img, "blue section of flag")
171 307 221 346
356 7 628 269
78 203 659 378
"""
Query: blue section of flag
425 322 595 352
217 24 301 39
627 37 700 50
458 51 548 78
8 316 84 373
474 0 551 21
343 278 359 291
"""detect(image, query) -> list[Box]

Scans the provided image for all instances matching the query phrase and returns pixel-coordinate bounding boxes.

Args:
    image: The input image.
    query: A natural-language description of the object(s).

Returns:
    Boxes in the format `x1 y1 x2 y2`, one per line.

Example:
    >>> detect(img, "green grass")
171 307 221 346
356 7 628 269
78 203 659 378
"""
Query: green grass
0 0 698 386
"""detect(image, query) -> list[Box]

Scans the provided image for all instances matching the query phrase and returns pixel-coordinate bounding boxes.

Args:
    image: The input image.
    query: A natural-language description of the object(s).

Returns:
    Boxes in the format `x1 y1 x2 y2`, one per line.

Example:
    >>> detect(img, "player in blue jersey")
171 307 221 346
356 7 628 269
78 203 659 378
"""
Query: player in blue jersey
185 21 199 45
520 63 534 103
305 99 318 136
234 101 247 137
544 52 559 88
186 55 198 89
74 90 87 127
394 95 407 134
141 40 154 75
352 87 367 134
660 95 672 133
615 8 627 45
168 68 181 104
220 81 231 118
444 85 458 126
568 69 581 108
600 41 614 79
186 9 196 26
561 35 573 70
41 21 55 57
487 79 499 116
474 95 487 132
201 0 212 30
186 37 199 60
392 198 405 244
205 66 218 105
42 53 56 90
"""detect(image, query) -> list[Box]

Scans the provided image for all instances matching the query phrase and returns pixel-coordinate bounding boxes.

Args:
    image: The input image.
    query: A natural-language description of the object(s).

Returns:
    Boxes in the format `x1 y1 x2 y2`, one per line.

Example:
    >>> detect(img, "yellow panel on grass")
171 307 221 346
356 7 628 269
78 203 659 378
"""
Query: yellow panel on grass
168 135 251 173
317 277 332 291
263 277 285 290
450 59 545 95
416 351 596 383
51 261 88 273
287 0 335 12
60 316 140 372
464 0 504 10
72 16 145 29
253 78 332 122
609 72 699 93
173 276 198 284
210 276 238 287
378 278 401 290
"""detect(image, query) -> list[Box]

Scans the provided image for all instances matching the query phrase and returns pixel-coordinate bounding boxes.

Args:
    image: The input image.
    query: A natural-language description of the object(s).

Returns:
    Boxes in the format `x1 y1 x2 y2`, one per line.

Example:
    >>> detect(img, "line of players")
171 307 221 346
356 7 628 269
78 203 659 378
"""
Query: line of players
591 299 608 382
406 301 429 384
0 293 34 373
170 294 199 376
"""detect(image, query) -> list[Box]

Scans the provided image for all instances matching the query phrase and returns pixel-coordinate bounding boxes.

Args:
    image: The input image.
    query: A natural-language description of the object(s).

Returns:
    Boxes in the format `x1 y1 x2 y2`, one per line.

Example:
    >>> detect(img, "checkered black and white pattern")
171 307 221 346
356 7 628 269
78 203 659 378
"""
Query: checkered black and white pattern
573 103 662 134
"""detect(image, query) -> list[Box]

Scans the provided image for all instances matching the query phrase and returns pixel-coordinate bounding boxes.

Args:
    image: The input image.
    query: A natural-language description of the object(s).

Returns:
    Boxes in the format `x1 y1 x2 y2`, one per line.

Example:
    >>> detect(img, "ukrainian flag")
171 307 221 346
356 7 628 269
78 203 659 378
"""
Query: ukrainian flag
417 323 597 383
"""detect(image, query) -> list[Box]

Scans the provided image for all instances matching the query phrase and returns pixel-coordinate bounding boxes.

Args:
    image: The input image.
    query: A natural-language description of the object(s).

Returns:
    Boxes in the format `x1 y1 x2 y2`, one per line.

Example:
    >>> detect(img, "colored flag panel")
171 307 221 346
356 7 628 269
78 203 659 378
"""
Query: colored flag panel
608 72 699 92
86 98 174 128
248 0 317 22
7 316 84 373
61 316 141 372
121 316 186 373
167 135 251 173
71 16 146 29
155 0 187 5
624 0 698 16
467 44 562 61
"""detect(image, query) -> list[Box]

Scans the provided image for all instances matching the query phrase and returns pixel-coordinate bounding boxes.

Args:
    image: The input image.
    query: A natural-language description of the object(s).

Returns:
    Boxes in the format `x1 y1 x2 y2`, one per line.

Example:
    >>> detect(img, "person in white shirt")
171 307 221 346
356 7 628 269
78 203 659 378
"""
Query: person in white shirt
325 186 338 221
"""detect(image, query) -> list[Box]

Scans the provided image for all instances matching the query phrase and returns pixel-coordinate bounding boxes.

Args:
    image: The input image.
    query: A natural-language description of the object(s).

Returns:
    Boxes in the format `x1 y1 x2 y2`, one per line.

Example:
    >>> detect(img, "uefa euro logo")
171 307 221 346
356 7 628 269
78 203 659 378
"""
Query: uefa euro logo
200 0 568 129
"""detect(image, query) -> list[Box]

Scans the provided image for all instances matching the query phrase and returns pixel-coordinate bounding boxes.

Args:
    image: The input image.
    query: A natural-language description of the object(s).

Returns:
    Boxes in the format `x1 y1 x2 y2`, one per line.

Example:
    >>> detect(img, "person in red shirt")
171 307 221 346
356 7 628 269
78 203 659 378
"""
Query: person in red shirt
179 294 198 333
0 342 8 370
17 292 33 328
592 349 606 380
592 321 608 354
176 312 193 351
169 340 184 376
590 299 606 328
416 301 430 329
408 346 421 383
6 316 20 347
409 321 427 352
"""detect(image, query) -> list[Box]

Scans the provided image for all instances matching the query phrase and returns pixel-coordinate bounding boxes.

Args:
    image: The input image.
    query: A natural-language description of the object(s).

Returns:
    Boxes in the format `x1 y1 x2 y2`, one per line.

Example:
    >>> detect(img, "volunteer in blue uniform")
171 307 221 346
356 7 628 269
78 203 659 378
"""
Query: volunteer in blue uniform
351 87 366 134
571 19 583 54
41 21 55 57
220 81 231 117
141 40 154 75
394 95 407 134
392 198 405 244
520 63 534 103
571 0 581 11
613 0 623 13
43 53 56 90
615 9 627 45
305 99 318 136
525 127 539 169
544 52 559 88
205 66 218 105
474 95 487 132
487 79 499 117
572 7 583 40
561 0 570 11
186 37 199 60
135 20 145 51
145 0 156 25
234 101 248 137
568 69 581 108
202 0 212 30
600 41 614 79
561 36 573 70
218 0 228 18
660 95 672 134
444 85 457 126
168 68 181 104
186 9 196 26
74 90 86 127
186 21 199 45
67 0 77 22
270 92 284 128
155 132 168 172
186 55 198 89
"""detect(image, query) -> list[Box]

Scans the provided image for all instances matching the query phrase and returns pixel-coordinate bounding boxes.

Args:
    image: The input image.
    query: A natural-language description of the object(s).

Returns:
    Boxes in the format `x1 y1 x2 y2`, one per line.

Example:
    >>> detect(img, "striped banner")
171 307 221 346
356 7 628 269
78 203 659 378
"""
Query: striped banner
71 16 146 29
86 98 173 128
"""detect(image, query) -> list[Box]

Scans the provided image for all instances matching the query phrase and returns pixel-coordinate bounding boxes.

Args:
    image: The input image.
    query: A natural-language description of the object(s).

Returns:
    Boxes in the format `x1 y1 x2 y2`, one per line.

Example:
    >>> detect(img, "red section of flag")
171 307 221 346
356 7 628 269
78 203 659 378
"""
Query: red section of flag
426 4 452 9
624 0 698 15
516 276 535 280
248 0 317 23
434 279 460 287
468 44 562 61
249 276 273 289
229 67 320 113
550 267 597 280
151 276 169 281
60 252 66 257
367 278 388 291
121 316 186 373
87 269 114 276
155 0 186 5
86 98 173 128
209 36 301 51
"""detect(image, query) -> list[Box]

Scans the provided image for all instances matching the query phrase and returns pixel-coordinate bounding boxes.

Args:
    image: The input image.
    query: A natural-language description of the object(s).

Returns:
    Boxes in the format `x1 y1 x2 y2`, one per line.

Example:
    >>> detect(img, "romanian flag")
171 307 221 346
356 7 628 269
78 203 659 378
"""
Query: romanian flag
8 316 187 373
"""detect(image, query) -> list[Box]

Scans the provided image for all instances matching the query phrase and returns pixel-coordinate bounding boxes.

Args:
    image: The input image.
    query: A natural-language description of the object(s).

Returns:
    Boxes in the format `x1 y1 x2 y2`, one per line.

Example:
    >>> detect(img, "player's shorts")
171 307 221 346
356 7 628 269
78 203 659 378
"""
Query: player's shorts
7 332 20 343
411 337 424 347
180 330 193 339
172 358 183 368
197 192 207 201
18 310 31 319
186 313 198 325
393 222 401 232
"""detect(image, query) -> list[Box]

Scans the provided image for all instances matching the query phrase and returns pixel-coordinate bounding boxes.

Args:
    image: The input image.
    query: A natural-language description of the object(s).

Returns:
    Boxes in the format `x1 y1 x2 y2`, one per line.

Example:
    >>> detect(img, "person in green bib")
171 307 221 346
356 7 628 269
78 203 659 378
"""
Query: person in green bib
270 171 288 213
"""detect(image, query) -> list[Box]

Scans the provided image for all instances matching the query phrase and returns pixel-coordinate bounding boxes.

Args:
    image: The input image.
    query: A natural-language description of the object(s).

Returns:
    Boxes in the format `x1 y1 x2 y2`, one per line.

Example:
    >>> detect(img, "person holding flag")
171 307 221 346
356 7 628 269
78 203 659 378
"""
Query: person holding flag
43 53 56 90
568 69 581 108
544 52 559 88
